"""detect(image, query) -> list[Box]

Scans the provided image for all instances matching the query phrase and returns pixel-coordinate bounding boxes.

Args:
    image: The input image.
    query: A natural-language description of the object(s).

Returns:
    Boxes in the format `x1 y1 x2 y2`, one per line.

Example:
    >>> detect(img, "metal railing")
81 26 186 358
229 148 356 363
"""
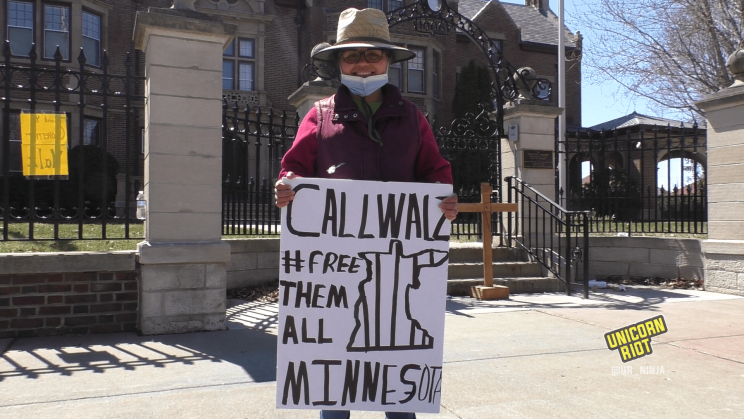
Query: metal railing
507 176 589 297
557 123 707 235
1 43 144 241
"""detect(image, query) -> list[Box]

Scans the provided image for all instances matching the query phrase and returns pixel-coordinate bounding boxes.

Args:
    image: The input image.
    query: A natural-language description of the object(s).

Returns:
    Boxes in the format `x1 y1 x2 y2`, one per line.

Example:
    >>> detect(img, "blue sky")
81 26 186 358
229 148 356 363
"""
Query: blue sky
501 0 655 128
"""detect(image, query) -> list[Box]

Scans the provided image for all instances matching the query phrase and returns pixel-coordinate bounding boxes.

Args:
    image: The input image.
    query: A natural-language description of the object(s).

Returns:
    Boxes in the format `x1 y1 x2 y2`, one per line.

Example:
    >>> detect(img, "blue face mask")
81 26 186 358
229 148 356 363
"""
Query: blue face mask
341 73 388 97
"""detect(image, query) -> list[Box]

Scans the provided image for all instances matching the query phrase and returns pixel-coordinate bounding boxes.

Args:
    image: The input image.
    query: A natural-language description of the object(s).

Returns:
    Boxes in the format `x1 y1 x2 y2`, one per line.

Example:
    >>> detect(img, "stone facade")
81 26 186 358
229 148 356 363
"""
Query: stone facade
588 237 703 282
696 83 744 296
225 239 281 289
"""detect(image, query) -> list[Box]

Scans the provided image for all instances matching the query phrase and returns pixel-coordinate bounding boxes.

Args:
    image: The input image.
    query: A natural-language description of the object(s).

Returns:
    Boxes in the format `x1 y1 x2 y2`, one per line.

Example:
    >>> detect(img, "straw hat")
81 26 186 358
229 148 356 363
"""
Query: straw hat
311 8 416 64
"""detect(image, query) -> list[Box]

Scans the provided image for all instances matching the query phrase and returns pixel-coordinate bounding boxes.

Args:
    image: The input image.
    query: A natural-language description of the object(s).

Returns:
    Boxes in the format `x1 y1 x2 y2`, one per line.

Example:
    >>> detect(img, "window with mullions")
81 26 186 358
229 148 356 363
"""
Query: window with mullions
0 111 23 173
7 1 34 57
489 40 502 63
43 4 70 60
82 11 101 66
223 38 255 91
368 0 403 11
388 61 402 90
408 47 425 93
83 118 100 146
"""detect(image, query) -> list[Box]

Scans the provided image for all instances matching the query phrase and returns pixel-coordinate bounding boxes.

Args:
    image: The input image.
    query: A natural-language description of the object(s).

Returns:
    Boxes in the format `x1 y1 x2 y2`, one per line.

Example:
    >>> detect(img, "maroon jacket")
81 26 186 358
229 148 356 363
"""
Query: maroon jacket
279 84 452 184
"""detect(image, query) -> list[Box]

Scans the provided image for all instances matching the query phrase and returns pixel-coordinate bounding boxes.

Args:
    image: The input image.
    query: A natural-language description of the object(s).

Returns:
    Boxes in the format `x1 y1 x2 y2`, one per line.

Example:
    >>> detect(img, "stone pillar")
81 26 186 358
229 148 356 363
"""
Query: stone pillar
502 98 562 255
133 8 236 334
502 99 561 199
287 80 339 120
696 81 744 296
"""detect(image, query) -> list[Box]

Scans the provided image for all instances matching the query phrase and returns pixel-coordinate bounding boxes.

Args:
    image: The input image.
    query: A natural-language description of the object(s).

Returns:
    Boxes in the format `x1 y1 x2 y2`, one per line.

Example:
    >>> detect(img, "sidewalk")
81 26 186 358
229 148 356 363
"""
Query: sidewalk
1 286 743 418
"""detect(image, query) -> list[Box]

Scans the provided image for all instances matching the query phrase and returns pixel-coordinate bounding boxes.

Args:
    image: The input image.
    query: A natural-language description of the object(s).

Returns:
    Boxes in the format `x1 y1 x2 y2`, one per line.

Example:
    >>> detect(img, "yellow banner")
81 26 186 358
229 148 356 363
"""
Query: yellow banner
20 113 69 177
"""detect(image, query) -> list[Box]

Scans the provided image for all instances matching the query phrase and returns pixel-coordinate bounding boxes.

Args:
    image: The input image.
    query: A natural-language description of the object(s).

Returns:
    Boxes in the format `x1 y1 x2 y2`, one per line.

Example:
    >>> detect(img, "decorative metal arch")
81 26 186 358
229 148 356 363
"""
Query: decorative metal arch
386 0 551 128
384 0 550 204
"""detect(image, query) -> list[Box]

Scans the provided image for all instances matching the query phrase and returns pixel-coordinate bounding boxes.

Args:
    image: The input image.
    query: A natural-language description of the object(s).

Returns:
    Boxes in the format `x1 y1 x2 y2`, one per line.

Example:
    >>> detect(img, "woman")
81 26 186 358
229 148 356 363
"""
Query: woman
274 7 457 419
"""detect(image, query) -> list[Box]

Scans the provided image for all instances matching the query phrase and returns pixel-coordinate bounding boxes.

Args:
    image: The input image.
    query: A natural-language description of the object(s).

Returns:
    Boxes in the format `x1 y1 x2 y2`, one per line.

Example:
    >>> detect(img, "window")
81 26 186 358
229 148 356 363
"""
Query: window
7 1 34 57
82 11 101 66
388 61 402 89
222 61 234 90
368 0 402 11
6 2 106 65
489 40 502 63
432 51 440 98
239 62 253 91
43 4 71 60
0 111 23 173
223 38 256 91
83 117 100 146
536 82 551 101
408 47 425 93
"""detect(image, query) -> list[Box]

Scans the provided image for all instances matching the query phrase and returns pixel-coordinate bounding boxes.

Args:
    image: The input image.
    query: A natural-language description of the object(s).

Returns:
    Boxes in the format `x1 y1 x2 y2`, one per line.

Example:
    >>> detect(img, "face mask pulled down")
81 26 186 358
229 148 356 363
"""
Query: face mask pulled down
341 73 388 97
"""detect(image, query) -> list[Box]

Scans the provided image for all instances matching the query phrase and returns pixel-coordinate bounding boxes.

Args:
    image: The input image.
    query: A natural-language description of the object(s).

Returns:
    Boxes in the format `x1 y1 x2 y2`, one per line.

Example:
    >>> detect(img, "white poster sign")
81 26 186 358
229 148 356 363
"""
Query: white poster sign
276 178 452 414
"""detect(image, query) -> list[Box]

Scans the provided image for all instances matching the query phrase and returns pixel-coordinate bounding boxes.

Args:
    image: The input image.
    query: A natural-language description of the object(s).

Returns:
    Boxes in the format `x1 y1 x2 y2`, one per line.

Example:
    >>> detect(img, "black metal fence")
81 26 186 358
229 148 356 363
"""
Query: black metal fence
557 123 707 235
221 100 299 236
1 43 144 241
222 104 504 241
507 176 589 297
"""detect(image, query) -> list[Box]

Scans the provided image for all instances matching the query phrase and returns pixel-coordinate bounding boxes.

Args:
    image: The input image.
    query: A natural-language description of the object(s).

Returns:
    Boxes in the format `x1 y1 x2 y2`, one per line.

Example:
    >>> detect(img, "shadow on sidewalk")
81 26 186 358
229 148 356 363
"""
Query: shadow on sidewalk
444 285 715 317
0 287 731 384
0 301 279 384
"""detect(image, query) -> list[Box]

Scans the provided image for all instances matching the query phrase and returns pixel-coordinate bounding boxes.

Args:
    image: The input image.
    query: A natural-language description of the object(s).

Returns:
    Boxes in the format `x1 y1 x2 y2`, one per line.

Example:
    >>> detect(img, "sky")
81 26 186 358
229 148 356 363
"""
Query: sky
501 0 657 128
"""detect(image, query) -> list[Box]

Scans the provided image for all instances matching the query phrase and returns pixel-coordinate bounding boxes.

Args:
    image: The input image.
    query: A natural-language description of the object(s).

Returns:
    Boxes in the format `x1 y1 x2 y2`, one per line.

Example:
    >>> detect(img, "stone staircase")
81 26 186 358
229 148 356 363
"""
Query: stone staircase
447 242 565 296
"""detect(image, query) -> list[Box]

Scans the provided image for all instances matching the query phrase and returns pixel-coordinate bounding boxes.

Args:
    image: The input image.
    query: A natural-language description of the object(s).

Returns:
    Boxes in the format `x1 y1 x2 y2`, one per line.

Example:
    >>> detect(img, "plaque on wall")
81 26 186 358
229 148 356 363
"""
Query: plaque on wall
523 149 554 169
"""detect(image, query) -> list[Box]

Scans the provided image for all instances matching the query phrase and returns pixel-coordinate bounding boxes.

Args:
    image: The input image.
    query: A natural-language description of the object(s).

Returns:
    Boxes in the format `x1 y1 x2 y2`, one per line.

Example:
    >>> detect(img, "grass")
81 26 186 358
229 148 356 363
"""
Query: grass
0 220 707 253
583 220 707 239
0 223 145 253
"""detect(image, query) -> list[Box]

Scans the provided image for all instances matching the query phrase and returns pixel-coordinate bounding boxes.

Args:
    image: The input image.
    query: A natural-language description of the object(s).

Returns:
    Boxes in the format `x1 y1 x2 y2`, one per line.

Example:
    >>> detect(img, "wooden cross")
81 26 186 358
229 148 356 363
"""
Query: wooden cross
457 183 518 299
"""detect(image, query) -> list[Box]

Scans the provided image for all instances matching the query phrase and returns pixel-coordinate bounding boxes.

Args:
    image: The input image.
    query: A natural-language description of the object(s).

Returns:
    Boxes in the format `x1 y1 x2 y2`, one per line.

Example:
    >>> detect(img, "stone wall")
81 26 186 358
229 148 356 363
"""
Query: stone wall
0 252 138 339
702 241 744 297
225 239 280 289
588 237 703 281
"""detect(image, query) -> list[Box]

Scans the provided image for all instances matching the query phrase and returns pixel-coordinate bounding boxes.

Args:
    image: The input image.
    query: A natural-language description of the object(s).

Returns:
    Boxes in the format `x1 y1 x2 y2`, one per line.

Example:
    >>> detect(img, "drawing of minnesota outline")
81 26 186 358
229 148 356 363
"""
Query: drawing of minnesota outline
347 240 449 352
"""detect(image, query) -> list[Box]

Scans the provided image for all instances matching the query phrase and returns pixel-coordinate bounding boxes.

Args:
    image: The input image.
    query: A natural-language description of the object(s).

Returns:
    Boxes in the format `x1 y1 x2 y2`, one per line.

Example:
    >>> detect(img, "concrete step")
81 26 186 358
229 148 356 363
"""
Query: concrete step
448 261 543 279
447 277 565 296
448 243 527 263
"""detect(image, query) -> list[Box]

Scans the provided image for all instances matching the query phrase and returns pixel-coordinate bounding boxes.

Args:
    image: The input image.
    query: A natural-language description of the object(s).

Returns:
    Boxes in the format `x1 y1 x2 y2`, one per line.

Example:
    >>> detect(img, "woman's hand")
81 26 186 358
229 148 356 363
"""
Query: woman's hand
275 172 300 208
439 194 458 221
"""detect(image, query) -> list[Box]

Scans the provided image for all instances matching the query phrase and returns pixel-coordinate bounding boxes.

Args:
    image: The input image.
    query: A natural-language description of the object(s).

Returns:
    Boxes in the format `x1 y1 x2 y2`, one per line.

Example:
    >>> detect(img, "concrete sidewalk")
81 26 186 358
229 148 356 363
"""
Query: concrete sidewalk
1 286 743 418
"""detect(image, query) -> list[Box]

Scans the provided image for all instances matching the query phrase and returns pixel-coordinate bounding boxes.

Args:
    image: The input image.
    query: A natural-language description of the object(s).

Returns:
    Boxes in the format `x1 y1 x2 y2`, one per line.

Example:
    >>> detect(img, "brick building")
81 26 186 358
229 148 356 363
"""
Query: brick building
2 0 582 180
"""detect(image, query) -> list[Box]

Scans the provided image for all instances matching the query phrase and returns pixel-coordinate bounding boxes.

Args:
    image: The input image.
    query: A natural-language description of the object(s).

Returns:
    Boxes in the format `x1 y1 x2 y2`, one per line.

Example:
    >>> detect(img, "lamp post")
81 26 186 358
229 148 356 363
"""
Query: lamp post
557 0 567 205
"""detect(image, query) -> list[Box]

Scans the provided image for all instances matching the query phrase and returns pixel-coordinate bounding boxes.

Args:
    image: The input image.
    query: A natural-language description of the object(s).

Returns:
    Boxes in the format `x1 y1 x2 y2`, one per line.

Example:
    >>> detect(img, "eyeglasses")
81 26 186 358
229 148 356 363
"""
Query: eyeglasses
340 49 386 64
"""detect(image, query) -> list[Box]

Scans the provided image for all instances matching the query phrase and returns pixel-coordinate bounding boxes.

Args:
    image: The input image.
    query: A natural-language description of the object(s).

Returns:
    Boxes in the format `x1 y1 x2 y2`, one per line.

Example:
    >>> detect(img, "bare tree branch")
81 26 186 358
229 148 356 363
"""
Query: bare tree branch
571 0 743 120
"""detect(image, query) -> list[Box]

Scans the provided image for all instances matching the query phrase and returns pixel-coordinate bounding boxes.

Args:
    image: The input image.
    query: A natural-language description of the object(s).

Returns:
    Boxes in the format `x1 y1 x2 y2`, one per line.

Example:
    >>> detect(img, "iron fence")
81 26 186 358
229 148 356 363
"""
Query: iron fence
222 103 504 241
1 43 144 241
221 100 299 236
557 123 707 235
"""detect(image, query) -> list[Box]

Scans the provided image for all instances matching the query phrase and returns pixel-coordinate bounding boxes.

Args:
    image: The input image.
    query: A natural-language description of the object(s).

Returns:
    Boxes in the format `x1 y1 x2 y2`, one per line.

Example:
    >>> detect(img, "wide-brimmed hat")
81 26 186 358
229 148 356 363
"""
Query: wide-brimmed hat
311 8 416 64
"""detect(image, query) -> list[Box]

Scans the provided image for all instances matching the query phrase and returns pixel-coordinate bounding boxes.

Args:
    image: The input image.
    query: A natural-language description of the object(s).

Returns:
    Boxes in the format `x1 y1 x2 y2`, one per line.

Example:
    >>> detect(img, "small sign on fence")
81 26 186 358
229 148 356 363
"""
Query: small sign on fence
20 113 69 177
276 178 452 414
